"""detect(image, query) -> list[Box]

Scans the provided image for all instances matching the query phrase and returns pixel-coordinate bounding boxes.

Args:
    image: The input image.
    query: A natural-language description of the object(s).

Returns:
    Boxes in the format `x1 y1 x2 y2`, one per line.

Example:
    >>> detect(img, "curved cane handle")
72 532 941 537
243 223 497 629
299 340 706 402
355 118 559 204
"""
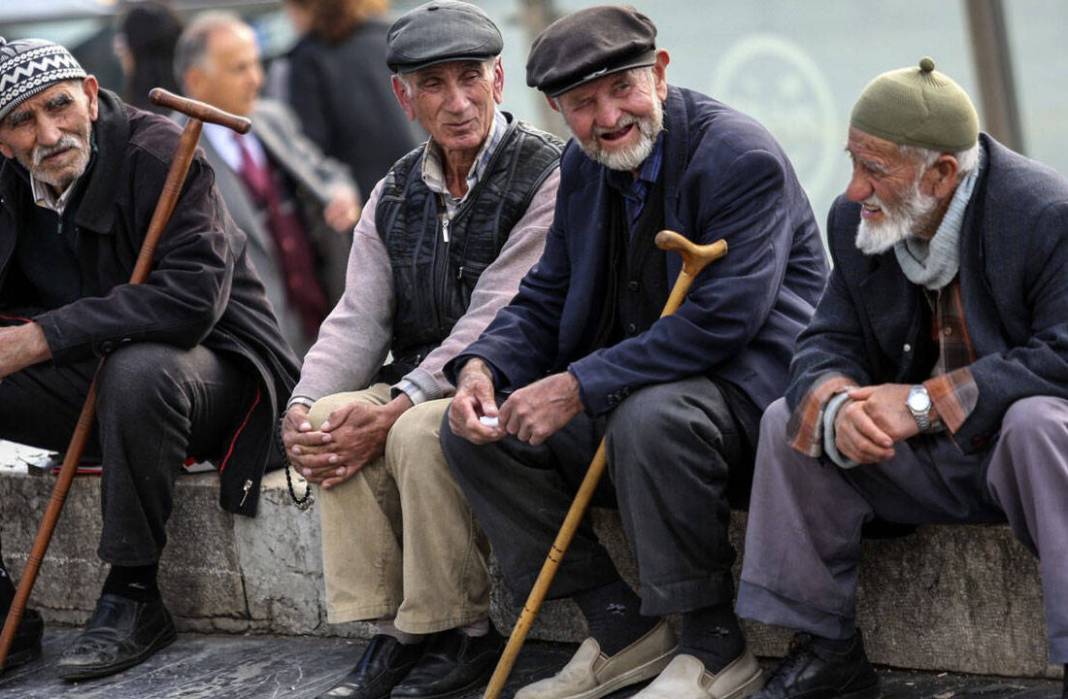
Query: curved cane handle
149 88 252 134
655 229 728 277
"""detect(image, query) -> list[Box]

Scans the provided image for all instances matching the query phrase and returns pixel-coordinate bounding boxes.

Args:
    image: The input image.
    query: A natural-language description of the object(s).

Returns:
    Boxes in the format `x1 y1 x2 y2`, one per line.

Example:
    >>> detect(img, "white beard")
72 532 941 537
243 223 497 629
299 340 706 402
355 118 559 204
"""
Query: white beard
855 179 940 256
578 99 663 172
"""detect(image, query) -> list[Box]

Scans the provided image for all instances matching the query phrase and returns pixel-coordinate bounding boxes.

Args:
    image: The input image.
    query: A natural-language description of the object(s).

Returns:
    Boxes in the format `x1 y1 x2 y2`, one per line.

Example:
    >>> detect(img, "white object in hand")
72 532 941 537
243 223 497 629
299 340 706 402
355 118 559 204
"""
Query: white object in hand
479 415 499 428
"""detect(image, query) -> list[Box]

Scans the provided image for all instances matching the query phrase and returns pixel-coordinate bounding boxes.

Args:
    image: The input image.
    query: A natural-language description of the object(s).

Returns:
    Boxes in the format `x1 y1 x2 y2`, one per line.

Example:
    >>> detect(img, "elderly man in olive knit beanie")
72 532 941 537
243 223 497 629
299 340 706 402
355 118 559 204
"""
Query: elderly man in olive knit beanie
736 57 1068 699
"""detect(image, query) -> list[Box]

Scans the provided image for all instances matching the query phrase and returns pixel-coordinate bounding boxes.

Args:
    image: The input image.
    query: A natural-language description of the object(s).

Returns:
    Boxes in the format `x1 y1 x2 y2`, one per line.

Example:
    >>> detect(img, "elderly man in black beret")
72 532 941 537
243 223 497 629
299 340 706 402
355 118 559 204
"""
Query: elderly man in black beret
0 37 298 679
440 5 827 698
737 59 1068 699
279 2 563 698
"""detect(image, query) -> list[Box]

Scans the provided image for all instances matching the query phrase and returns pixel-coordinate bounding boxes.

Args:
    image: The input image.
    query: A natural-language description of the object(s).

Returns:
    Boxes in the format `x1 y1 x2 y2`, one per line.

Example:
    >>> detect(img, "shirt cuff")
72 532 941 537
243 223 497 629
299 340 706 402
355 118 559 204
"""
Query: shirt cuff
286 395 316 412
924 368 978 435
822 392 860 469
787 373 860 457
391 378 428 405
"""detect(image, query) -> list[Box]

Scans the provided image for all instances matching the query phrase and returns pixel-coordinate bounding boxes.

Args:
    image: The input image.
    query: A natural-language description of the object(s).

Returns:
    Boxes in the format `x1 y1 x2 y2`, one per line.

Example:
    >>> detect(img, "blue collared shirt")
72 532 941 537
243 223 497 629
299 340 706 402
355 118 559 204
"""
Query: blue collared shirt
605 131 665 236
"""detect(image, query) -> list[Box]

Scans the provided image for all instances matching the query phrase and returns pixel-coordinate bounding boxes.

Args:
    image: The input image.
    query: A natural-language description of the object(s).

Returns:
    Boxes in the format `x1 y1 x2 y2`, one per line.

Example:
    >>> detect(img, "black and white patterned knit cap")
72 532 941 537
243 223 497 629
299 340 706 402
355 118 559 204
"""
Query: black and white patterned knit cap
0 37 87 122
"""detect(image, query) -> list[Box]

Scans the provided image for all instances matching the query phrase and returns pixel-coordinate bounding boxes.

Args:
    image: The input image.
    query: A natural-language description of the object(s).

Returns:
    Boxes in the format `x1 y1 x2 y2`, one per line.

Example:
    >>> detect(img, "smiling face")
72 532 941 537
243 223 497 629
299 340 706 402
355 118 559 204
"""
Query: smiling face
0 77 100 192
552 50 669 173
392 58 503 164
845 127 947 255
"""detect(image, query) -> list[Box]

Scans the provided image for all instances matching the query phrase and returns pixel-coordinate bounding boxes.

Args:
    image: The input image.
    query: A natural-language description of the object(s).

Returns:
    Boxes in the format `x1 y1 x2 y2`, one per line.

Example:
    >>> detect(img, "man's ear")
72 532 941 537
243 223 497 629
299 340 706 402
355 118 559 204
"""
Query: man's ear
82 75 100 121
0 141 13 160
926 154 961 199
544 94 560 113
391 75 417 121
491 58 504 105
652 49 670 102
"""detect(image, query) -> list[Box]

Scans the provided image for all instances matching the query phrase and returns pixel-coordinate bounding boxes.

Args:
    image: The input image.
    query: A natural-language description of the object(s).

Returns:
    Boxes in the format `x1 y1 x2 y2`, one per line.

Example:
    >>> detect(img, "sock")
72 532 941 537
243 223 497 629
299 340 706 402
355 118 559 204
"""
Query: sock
808 630 858 652
574 579 657 656
102 563 160 603
374 618 425 645
679 604 745 673
459 617 489 637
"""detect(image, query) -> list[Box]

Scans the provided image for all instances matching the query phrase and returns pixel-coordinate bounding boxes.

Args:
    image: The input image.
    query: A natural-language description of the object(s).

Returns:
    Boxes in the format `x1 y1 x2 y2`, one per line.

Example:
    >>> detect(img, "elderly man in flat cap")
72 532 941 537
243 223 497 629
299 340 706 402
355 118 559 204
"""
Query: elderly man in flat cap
0 37 298 679
441 6 827 698
736 58 1068 699
279 2 563 698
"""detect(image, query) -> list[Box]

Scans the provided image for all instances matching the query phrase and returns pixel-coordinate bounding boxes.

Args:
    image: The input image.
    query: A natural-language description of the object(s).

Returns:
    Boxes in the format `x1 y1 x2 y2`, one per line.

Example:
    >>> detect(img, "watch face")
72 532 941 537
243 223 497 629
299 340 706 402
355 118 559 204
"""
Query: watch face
907 388 930 412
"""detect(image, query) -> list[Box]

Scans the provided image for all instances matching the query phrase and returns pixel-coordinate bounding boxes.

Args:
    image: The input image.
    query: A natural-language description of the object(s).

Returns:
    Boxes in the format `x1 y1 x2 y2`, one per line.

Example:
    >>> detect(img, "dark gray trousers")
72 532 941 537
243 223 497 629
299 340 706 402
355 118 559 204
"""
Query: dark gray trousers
0 342 251 566
737 396 1068 663
440 376 757 617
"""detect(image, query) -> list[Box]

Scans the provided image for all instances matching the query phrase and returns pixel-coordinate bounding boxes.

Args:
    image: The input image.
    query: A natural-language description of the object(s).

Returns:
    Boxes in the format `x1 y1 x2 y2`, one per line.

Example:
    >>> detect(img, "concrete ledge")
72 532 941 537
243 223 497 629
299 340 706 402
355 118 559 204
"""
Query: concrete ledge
0 444 1060 679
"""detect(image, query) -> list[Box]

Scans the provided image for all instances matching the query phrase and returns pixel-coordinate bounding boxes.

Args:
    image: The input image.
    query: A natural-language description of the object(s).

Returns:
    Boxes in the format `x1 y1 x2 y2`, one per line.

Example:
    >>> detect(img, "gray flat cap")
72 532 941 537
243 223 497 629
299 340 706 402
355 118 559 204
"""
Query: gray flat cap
526 5 657 98
386 1 503 74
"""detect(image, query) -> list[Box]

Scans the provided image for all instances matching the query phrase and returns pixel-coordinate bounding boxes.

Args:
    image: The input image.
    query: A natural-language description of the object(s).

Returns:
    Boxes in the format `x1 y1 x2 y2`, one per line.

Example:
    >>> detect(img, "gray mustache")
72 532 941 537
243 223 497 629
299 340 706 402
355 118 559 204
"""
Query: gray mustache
33 135 82 167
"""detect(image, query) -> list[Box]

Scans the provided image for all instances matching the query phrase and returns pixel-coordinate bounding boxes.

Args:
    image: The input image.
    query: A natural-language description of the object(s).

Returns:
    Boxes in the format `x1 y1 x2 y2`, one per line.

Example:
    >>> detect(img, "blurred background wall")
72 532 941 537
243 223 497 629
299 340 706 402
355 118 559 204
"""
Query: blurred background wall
3 0 1064 230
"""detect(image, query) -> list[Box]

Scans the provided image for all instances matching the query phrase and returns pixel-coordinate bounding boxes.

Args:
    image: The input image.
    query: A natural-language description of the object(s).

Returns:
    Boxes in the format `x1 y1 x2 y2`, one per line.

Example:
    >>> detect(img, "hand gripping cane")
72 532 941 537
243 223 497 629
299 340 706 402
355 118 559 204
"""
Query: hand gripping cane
483 230 728 699
0 89 251 671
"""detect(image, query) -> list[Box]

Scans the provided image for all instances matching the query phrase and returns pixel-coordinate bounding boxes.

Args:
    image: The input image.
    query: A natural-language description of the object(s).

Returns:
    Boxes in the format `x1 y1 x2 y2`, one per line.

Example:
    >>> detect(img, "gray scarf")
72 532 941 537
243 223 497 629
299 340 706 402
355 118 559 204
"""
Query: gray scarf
894 152 981 290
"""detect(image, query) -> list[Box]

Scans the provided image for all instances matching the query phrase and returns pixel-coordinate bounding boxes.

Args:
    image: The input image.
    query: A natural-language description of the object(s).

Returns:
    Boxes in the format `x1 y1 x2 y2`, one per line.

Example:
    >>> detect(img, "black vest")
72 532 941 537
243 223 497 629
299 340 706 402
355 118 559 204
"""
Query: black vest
588 173 669 351
374 116 563 379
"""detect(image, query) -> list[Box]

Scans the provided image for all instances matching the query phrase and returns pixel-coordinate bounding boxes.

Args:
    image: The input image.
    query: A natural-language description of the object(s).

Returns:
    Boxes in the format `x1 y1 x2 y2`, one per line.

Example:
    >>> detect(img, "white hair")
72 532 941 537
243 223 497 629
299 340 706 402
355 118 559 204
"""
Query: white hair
393 56 498 98
899 142 980 178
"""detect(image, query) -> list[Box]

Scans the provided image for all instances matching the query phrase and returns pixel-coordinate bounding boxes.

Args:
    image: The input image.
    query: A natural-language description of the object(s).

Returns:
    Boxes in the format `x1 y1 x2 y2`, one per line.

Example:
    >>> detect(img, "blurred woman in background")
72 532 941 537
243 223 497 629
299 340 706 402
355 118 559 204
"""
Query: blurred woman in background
113 0 184 113
282 0 417 199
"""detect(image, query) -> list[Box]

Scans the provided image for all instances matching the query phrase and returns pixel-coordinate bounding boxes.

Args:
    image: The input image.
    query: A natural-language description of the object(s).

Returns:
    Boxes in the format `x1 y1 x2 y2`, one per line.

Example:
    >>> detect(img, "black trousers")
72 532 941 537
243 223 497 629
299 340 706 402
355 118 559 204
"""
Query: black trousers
440 376 758 617
0 342 251 565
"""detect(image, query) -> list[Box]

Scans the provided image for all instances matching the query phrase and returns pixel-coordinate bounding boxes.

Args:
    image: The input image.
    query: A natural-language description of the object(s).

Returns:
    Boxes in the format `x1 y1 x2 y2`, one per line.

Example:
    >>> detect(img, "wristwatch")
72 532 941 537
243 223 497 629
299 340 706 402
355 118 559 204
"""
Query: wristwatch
906 385 932 432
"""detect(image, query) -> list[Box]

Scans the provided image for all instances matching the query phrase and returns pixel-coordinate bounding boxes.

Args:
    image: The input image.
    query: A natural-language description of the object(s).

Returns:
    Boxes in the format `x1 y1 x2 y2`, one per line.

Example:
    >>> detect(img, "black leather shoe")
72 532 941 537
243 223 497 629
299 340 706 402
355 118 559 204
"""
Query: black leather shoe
318 634 426 699
390 626 504 698
56 593 176 681
753 631 879 699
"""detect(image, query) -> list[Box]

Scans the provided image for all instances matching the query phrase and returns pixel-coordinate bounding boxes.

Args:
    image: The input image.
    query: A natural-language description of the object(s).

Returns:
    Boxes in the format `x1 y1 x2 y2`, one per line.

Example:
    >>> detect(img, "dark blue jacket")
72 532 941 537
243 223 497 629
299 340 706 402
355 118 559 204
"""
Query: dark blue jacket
787 134 1068 452
448 86 828 415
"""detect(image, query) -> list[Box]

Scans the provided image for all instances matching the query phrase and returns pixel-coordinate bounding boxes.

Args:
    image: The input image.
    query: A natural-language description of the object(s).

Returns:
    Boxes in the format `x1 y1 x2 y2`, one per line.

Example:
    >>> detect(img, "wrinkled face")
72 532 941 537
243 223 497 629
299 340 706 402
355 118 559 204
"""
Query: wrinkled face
393 59 503 158
0 78 99 192
845 127 941 255
553 52 669 173
185 24 263 117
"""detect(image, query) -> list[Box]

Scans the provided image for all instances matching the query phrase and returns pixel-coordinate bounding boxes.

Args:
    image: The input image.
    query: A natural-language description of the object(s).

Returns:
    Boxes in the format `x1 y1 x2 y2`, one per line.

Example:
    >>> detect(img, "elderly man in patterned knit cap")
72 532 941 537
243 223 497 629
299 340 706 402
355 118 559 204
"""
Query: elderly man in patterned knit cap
737 58 1068 699
0 37 297 680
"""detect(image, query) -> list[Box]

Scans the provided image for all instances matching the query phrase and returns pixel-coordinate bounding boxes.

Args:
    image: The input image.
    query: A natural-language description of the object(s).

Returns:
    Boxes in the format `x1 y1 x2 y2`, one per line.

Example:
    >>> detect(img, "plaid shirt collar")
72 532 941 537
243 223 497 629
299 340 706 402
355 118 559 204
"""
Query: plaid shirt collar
421 109 507 217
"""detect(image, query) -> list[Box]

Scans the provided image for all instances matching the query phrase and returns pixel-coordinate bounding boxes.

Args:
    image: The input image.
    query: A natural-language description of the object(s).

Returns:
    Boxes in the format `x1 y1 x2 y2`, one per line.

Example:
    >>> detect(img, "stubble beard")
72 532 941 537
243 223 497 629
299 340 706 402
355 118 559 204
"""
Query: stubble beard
24 126 91 192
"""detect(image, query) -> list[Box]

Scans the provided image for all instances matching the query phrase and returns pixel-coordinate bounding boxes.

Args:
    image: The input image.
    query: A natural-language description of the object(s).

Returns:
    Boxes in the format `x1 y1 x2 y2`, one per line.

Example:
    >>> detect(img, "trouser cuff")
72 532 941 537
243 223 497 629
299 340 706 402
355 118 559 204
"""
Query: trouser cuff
639 570 735 617
737 580 855 640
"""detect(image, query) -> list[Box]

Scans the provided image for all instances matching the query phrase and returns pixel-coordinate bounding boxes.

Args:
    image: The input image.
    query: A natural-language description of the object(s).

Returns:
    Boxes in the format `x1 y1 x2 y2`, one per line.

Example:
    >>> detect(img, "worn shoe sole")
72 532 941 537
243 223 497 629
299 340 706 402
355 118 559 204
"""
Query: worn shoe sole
838 682 881 699
57 622 177 681
722 666 764 699
551 645 677 699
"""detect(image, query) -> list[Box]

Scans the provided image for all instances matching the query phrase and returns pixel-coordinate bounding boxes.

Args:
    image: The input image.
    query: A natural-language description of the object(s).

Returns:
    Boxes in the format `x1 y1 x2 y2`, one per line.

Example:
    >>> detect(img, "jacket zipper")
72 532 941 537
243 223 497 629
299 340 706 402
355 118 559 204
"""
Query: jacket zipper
239 479 253 508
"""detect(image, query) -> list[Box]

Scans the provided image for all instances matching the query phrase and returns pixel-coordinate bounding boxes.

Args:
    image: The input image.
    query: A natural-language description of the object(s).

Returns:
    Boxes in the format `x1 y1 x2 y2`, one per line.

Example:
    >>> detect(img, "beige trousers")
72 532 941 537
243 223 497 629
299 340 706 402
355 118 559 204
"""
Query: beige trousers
309 384 491 633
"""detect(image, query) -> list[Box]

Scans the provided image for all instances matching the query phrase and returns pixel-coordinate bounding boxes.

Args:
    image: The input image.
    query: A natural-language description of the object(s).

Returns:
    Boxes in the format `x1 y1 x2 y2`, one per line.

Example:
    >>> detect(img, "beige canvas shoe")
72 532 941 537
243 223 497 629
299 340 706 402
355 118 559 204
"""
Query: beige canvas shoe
631 651 764 699
514 620 677 699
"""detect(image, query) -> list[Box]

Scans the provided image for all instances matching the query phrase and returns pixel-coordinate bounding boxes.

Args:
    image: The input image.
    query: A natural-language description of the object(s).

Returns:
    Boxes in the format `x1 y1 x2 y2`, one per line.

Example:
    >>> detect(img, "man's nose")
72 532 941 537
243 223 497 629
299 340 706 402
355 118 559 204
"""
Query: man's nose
35 116 63 146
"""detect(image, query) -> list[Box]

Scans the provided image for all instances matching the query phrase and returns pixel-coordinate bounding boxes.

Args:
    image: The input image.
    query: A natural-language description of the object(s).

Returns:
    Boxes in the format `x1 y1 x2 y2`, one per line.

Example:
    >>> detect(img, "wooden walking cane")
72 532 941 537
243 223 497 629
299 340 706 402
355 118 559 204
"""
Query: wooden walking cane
483 230 728 699
0 88 251 671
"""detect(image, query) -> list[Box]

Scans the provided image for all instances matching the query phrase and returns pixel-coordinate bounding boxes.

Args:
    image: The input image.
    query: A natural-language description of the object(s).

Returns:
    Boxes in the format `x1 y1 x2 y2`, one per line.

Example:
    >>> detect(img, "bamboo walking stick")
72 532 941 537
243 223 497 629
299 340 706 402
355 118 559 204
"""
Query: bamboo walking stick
0 88 251 670
483 230 728 698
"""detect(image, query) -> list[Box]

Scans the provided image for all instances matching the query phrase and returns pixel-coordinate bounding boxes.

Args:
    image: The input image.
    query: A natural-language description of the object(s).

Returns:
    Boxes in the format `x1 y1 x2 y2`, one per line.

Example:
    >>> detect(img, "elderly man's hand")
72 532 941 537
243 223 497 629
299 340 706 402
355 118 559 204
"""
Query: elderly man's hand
834 383 920 464
323 186 361 233
449 358 504 444
499 371 583 446
286 395 411 489
0 323 51 379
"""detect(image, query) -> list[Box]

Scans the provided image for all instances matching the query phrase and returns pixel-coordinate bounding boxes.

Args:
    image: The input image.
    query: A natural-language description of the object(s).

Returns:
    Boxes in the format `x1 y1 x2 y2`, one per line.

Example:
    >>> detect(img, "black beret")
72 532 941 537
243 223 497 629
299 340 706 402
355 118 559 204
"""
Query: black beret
386 0 503 74
526 5 657 97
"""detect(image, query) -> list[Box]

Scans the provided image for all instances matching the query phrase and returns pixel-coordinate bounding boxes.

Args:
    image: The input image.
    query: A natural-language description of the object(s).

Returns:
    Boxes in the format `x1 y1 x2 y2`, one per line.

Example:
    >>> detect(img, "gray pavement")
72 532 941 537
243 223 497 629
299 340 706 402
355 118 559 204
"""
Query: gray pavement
0 628 1061 699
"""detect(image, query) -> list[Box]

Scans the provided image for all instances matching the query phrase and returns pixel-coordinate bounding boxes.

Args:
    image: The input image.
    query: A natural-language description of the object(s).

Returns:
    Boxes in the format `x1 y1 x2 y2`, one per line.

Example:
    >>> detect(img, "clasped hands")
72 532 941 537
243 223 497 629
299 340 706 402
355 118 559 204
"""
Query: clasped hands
282 394 411 489
449 359 583 446
834 383 932 464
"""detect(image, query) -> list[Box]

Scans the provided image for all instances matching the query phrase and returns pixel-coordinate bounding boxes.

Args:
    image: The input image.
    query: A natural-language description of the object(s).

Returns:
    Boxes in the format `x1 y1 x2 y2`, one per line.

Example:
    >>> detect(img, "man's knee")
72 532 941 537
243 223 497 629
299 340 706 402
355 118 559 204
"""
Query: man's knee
384 399 450 477
96 343 189 412
307 389 378 430
1001 396 1068 444
606 378 729 452
760 397 791 443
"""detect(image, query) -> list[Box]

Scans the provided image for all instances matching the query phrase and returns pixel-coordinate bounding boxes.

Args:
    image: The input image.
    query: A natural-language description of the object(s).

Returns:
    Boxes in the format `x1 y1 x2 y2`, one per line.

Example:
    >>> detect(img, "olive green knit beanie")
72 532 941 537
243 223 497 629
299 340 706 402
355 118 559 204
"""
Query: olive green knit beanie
850 57 979 152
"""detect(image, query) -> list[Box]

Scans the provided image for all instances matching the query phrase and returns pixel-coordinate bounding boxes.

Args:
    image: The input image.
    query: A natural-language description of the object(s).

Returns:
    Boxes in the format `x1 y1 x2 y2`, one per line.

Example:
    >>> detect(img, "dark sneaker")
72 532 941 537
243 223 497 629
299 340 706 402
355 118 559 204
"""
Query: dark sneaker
318 634 426 699
56 593 176 681
391 626 505 698
753 631 879 699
